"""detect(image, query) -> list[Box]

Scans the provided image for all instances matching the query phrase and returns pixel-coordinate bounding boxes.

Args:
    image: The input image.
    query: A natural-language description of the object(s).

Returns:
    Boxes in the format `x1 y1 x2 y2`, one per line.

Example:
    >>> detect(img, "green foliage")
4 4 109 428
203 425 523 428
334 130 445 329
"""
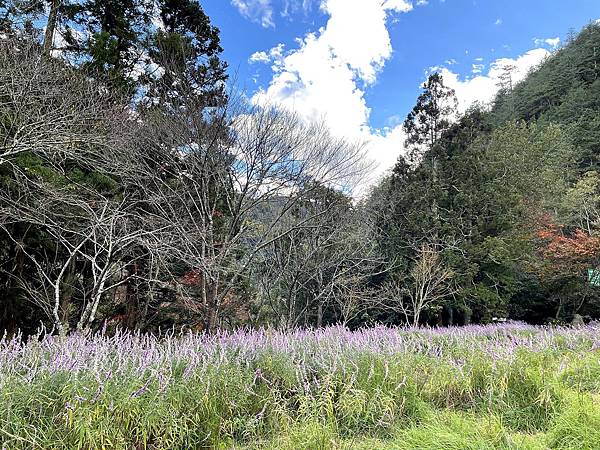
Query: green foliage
492 23 600 171
403 72 458 161
375 23 600 325
0 0 227 103
142 0 228 109
377 116 575 323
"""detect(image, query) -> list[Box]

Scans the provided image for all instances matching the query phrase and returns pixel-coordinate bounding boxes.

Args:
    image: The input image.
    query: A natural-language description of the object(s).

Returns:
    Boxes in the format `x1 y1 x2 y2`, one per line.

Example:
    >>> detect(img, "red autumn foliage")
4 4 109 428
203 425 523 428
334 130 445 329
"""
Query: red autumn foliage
536 217 600 268
107 314 127 323
181 269 203 286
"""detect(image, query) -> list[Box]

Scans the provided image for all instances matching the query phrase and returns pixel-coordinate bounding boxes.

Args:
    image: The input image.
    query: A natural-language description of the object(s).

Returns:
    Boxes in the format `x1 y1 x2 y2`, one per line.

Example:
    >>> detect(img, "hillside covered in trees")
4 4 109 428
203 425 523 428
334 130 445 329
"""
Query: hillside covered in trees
1 1 600 336
372 23 600 326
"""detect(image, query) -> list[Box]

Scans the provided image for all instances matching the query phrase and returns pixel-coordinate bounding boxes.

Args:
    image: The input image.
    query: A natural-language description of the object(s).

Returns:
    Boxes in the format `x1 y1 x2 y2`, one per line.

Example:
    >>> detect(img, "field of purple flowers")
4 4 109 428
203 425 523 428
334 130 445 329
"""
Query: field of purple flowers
2 323 600 449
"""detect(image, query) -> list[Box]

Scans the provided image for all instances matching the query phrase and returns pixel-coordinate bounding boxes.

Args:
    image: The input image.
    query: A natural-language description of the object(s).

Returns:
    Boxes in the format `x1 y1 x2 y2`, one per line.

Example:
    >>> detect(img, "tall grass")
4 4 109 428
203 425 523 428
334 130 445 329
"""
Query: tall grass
1 323 600 448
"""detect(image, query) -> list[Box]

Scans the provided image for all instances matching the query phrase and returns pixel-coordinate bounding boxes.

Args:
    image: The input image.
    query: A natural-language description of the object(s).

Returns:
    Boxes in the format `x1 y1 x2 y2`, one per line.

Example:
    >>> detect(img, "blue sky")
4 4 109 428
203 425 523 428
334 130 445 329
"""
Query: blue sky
202 0 599 185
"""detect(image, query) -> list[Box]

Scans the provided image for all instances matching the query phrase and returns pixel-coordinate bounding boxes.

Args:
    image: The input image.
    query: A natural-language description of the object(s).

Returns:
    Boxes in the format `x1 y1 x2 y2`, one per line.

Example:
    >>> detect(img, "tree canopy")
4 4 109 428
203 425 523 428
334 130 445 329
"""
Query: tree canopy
1 8 600 335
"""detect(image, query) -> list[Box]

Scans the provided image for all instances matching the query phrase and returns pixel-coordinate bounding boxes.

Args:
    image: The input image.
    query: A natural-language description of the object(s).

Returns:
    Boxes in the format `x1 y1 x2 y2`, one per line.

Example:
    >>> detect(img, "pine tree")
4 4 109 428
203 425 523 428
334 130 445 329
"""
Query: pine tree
401 72 457 246
403 72 457 163
142 0 228 110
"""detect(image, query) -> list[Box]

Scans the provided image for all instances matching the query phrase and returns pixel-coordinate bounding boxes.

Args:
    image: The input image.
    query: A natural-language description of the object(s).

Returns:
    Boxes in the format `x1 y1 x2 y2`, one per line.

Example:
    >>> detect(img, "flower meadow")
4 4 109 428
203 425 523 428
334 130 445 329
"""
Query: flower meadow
2 324 600 449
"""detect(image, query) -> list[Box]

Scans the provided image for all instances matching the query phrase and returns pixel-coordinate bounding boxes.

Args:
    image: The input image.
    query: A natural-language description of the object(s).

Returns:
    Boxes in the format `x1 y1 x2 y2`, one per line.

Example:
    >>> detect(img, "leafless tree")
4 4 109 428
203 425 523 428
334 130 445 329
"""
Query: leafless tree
0 36 376 334
0 37 142 333
329 277 386 327
0 37 130 169
383 244 456 326
0 168 160 333
131 92 371 330
250 194 388 329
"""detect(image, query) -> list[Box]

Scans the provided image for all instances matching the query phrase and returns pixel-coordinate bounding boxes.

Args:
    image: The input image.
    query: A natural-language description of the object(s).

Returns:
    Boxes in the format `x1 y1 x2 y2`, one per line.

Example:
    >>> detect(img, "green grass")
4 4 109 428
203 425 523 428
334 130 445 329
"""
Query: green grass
3 325 600 448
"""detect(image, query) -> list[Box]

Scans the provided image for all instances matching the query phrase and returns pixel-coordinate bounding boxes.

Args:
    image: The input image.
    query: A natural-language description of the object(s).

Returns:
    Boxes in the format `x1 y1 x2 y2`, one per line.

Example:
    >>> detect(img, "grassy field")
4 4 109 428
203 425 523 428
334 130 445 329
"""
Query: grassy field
2 323 600 449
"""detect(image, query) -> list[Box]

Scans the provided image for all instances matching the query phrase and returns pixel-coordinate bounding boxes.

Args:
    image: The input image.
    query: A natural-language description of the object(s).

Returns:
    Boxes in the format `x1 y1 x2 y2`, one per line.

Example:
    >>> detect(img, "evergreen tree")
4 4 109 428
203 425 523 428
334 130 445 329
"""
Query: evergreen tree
0 0 228 104
403 72 458 163
142 0 228 110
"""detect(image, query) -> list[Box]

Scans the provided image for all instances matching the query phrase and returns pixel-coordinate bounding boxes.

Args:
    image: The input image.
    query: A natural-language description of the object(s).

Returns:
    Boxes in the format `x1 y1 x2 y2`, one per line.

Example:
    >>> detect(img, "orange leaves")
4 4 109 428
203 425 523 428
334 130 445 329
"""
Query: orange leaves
181 269 203 286
536 217 600 267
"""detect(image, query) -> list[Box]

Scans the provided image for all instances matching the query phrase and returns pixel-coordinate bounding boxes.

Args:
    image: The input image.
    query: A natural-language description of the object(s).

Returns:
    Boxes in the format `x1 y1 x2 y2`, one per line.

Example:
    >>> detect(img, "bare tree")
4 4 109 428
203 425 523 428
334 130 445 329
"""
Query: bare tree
384 244 456 326
0 37 143 333
0 37 129 169
131 93 371 330
0 36 375 334
330 277 384 327
0 168 159 333
250 190 388 329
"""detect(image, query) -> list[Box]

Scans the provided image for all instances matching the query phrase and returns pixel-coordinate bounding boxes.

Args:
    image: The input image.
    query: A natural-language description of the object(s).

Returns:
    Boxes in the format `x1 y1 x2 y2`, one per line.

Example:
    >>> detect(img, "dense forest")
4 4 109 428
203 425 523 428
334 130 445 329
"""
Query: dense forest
1 1 600 336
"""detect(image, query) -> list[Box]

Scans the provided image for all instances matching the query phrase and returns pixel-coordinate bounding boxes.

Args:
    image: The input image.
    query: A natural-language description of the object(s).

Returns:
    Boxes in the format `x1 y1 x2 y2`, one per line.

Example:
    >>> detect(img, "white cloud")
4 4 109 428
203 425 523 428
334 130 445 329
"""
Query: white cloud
231 0 274 28
382 0 413 11
368 126 408 181
249 44 286 64
252 0 414 190
282 0 314 18
439 48 550 114
472 63 485 74
385 114 404 128
317 0 412 84
248 0 552 194
534 37 560 49
249 51 270 64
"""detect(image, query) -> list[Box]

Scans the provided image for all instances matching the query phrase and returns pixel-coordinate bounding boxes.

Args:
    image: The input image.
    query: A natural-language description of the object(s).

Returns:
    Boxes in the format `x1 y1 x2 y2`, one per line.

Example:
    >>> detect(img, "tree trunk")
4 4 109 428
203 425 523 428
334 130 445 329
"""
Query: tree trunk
412 310 420 327
445 305 454 326
43 0 61 56
555 298 563 320
124 260 141 329
204 283 219 332
205 305 218 332
431 155 440 245
462 307 472 326
317 302 323 328
59 260 76 330
1 240 24 335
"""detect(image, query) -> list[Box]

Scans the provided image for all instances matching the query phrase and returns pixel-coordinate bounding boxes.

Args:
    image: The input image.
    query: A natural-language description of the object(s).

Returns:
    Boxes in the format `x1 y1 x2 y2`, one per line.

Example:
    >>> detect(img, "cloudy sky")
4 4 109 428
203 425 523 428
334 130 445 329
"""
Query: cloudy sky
203 0 599 187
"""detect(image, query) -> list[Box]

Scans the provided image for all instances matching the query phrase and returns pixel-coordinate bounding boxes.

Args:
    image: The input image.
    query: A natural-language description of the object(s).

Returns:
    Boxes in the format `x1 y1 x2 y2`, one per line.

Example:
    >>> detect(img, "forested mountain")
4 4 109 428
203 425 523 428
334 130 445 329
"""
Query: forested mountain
491 24 600 170
0 1 599 336
371 22 600 325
